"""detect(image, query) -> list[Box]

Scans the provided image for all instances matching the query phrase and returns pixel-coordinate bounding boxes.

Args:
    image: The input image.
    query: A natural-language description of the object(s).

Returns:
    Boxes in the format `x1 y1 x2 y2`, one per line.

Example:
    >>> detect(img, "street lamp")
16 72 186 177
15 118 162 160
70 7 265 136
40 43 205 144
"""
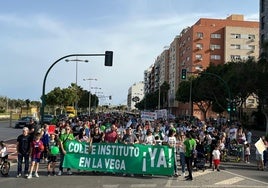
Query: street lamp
83 78 97 116
65 58 88 115
91 87 101 112
184 65 205 117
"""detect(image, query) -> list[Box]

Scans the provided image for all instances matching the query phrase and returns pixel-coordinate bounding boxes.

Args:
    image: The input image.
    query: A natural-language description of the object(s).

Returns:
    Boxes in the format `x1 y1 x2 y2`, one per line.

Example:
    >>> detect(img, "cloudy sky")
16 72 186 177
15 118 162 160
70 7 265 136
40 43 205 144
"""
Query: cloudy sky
0 0 259 105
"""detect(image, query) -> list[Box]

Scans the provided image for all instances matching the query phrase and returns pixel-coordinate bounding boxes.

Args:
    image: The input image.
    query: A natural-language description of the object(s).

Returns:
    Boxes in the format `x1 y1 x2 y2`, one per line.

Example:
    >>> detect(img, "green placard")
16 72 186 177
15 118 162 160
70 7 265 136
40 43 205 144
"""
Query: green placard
63 141 174 176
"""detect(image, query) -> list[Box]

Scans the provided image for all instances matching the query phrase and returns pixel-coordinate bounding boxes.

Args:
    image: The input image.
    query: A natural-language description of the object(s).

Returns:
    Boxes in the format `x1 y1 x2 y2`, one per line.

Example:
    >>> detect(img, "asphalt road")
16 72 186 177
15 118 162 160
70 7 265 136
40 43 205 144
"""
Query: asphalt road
1 162 268 188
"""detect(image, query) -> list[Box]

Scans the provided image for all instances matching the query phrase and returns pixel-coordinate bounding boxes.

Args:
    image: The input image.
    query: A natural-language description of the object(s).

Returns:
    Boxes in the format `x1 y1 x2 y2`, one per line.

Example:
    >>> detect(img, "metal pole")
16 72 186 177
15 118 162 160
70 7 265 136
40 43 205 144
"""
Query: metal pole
189 79 192 116
88 89 91 116
158 83 161 110
40 53 106 124
84 78 97 116
75 60 78 115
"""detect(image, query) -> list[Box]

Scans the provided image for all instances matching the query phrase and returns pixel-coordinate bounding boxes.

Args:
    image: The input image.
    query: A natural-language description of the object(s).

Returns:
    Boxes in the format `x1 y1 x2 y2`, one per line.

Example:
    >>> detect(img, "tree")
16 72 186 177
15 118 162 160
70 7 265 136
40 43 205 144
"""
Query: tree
25 99 30 116
160 81 170 108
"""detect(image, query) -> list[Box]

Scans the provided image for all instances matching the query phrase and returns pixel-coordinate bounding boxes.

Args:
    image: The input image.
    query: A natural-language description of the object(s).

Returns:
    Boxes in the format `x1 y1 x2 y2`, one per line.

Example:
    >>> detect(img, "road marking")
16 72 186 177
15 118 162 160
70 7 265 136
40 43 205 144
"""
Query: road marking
165 170 213 187
193 170 213 177
103 185 119 188
224 170 268 186
215 177 244 185
130 184 157 187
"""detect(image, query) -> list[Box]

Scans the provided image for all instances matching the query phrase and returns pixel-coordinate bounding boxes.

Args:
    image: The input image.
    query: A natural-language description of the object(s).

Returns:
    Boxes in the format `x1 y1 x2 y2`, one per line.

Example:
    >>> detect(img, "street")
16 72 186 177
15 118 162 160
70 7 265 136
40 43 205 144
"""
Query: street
1 163 268 188
1 120 268 188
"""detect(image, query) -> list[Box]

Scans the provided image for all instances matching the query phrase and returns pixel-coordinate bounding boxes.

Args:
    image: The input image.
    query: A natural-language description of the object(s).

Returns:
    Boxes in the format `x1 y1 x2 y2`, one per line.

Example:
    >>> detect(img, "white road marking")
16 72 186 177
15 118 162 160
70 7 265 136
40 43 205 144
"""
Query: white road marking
130 184 157 187
224 170 268 185
103 185 119 188
215 177 244 185
193 170 213 177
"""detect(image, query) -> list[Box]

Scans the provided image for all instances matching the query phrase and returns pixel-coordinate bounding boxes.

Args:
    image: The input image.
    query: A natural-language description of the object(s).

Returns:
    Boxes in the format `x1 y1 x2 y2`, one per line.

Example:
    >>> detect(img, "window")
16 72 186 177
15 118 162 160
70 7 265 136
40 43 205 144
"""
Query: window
210 44 220 50
231 33 241 39
197 32 203 39
230 44 241 49
248 34 255 40
211 33 221 38
196 54 202 61
248 45 255 50
196 43 203 50
230 55 241 61
247 99 255 104
211 55 221 60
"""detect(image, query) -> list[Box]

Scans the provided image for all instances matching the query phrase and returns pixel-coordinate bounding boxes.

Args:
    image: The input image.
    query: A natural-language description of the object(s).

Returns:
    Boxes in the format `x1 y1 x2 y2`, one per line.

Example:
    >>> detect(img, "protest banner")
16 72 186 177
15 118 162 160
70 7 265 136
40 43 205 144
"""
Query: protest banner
155 109 167 119
255 138 266 154
141 111 157 122
63 141 174 176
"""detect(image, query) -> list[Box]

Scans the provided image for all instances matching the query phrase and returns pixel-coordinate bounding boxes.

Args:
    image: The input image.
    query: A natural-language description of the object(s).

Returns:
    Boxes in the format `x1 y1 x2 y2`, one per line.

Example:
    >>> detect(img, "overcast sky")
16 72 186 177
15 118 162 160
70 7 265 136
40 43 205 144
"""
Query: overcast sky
0 0 259 105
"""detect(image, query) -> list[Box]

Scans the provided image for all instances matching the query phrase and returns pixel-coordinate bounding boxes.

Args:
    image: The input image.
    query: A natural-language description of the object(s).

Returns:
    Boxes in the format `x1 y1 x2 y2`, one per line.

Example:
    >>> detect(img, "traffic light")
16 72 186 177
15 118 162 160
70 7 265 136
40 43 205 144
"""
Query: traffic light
232 102 236 112
109 95 112 100
227 102 231 112
181 68 187 80
104 51 113 66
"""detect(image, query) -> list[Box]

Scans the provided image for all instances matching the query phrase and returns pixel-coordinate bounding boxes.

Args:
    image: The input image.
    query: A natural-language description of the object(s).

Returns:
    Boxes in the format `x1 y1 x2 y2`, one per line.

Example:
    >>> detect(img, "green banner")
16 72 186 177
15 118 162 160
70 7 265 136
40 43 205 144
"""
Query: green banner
63 141 174 176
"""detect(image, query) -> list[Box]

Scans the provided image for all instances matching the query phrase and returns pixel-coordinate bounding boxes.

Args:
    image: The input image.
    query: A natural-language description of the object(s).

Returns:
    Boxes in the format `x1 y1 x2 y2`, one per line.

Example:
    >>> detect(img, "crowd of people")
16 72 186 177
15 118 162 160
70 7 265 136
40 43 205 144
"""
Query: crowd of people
5 112 268 180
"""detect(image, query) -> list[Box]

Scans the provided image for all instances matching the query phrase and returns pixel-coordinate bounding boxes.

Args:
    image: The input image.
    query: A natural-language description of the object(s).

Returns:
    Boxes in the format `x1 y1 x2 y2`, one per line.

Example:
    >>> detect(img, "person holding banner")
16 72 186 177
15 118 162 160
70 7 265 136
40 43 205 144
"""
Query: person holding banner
58 124 75 176
122 127 139 145
121 127 139 177
89 126 105 144
104 124 118 143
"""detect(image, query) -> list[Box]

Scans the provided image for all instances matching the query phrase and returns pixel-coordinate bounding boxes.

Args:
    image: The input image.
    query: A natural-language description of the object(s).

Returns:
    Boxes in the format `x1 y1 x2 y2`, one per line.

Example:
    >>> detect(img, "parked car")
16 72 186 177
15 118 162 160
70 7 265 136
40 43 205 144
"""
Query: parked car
43 114 54 124
15 116 38 129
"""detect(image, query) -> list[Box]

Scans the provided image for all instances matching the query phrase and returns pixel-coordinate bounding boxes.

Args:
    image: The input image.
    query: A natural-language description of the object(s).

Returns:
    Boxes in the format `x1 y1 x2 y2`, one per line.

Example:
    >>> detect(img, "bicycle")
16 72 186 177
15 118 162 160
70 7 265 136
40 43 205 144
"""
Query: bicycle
0 155 10 176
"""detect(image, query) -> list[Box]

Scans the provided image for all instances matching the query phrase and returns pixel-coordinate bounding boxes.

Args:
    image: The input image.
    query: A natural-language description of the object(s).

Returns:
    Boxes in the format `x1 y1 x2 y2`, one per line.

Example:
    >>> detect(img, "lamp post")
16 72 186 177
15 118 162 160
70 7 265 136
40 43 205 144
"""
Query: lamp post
91 87 101 112
158 83 161 110
83 78 97 116
65 58 88 115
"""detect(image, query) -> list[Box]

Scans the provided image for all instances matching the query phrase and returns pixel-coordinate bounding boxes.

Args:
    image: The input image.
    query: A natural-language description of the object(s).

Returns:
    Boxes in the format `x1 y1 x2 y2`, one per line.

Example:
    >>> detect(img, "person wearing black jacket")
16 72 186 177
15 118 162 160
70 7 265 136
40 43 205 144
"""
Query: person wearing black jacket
16 127 32 178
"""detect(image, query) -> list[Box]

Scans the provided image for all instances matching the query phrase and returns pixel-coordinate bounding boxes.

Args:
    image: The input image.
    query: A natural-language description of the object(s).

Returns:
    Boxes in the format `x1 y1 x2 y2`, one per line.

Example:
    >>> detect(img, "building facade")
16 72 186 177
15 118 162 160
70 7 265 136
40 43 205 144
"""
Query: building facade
144 14 259 120
127 81 144 110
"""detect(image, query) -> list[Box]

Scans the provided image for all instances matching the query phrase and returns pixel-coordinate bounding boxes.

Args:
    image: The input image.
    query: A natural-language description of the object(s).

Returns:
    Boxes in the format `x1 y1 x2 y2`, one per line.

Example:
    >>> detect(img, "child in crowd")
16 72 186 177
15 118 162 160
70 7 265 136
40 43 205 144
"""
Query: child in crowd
47 133 58 176
212 145 221 172
41 124 50 163
27 133 44 179
244 143 251 163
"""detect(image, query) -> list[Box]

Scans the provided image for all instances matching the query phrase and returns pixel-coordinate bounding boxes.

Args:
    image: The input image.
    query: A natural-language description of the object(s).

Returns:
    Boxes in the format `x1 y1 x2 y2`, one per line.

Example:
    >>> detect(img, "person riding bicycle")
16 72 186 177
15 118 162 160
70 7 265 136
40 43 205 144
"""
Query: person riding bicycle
0 141 9 170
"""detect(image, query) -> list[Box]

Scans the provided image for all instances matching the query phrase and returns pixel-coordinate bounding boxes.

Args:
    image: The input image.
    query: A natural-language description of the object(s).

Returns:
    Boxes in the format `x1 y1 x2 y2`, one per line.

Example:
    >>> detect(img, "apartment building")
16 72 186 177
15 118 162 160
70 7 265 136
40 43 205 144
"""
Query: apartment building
144 14 259 120
176 14 259 118
127 81 144 110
